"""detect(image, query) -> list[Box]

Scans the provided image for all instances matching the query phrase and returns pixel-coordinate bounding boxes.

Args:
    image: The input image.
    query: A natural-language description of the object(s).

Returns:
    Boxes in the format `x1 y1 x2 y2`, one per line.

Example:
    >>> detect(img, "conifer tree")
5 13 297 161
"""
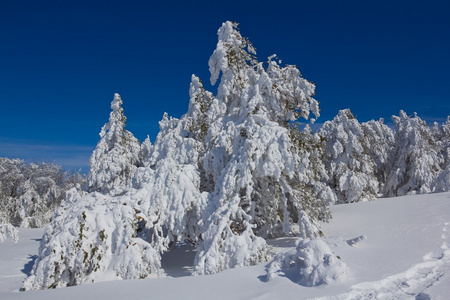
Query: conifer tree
319 109 378 203
194 21 330 275
135 109 208 252
87 93 142 196
439 117 450 169
431 117 450 192
141 135 152 166
361 119 395 190
384 111 442 196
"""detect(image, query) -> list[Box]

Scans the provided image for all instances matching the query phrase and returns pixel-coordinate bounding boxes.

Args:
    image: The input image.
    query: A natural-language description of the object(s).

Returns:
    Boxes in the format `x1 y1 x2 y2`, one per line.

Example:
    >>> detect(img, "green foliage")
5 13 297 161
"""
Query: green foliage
99 229 107 242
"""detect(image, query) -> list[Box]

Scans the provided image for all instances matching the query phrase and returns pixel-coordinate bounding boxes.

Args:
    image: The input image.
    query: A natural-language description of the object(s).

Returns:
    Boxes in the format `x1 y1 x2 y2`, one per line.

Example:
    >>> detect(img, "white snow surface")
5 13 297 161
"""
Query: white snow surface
1 192 450 299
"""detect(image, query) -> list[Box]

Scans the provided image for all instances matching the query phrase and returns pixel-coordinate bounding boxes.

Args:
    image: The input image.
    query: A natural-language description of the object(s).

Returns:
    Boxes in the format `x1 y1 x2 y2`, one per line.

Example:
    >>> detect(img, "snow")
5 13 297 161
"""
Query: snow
266 238 349 287
2 192 450 299
0 228 41 294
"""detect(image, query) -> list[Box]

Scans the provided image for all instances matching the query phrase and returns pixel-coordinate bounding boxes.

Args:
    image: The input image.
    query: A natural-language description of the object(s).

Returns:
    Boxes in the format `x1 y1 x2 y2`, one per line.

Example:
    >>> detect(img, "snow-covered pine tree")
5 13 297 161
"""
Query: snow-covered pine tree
132 106 209 254
319 109 379 203
431 116 450 192
384 110 442 196
87 93 142 196
361 119 395 191
437 117 450 170
141 135 152 166
194 21 331 275
24 80 212 289
286 124 336 233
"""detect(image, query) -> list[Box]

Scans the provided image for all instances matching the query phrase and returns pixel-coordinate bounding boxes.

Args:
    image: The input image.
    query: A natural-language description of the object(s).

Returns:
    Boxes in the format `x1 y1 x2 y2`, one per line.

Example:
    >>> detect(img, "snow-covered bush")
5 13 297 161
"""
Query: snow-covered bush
319 109 379 203
87 93 142 196
0 223 19 243
384 111 442 196
266 238 348 286
23 189 161 289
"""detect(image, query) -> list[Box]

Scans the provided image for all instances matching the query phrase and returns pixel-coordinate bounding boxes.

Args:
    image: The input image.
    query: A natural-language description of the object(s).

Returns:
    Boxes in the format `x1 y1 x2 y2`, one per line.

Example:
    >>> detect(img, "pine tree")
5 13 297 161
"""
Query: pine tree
87 93 142 196
319 109 379 203
361 119 395 191
135 109 208 252
194 21 329 275
431 116 450 192
438 117 450 169
384 111 442 196
140 135 151 162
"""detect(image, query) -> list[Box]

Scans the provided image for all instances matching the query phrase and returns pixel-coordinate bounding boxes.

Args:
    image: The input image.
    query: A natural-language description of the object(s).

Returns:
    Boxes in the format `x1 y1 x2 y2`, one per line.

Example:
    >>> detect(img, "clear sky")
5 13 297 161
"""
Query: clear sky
1 0 449 172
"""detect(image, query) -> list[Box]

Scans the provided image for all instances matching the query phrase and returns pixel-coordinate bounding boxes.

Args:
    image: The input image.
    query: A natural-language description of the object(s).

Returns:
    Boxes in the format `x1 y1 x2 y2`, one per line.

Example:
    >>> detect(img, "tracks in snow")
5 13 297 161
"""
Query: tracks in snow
317 222 450 300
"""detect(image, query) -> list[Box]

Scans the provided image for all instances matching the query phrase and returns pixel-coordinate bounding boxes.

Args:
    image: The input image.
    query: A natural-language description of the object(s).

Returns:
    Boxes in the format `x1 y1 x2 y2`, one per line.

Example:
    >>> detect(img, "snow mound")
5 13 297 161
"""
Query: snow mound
266 238 348 286
346 235 367 247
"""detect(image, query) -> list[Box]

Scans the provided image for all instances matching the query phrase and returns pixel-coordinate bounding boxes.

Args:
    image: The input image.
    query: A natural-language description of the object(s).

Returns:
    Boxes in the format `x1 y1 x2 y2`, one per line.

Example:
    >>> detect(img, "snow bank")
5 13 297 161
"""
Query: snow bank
2 193 450 299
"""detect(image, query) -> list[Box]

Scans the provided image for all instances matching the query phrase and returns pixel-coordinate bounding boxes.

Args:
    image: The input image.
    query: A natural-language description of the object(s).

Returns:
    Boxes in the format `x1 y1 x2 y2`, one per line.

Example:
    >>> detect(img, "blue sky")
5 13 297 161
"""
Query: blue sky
1 0 449 172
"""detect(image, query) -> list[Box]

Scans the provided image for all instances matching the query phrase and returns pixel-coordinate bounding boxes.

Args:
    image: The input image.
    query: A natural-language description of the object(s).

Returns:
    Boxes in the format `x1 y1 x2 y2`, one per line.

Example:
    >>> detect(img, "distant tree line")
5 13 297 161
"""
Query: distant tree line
0 158 85 228
320 109 450 202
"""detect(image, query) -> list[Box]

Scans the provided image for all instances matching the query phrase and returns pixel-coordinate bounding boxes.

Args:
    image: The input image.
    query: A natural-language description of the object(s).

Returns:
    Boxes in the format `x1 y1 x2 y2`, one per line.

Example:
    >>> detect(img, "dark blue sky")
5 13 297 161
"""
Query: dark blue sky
1 0 449 171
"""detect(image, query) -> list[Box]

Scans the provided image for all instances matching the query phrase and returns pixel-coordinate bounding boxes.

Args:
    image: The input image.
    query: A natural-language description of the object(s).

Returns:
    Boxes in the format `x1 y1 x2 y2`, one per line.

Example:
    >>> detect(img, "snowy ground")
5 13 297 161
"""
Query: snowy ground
1 192 449 299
